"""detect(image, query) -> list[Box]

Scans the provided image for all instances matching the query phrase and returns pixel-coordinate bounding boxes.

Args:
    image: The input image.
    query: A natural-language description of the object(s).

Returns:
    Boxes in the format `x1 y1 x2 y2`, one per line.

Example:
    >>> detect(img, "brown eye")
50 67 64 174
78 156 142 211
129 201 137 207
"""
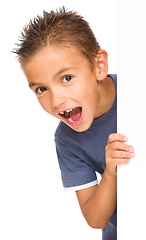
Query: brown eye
62 75 73 83
36 87 47 94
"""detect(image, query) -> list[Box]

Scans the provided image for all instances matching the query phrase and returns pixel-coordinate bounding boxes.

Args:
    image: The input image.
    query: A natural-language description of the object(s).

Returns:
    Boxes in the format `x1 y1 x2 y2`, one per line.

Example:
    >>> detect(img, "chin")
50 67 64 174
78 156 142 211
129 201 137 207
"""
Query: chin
69 121 92 133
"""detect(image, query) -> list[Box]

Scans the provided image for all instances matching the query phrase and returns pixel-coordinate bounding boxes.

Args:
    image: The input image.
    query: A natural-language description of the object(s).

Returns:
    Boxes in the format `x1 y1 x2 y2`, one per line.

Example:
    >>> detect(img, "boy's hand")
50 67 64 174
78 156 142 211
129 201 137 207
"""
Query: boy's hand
105 133 135 176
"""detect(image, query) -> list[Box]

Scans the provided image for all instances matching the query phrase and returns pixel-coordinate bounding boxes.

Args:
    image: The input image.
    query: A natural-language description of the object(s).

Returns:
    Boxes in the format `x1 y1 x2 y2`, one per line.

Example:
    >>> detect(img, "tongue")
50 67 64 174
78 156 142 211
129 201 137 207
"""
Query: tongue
69 107 82 121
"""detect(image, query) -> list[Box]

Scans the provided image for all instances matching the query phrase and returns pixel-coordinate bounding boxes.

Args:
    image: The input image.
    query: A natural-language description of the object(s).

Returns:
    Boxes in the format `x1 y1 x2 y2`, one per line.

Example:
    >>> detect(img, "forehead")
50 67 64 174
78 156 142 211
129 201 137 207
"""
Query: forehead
23 45 88 67
22 45 92 80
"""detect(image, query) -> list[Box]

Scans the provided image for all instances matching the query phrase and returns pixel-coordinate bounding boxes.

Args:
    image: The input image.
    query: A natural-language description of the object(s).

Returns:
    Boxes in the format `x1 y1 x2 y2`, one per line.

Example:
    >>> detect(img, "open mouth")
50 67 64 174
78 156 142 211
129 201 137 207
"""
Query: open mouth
58 107 83 126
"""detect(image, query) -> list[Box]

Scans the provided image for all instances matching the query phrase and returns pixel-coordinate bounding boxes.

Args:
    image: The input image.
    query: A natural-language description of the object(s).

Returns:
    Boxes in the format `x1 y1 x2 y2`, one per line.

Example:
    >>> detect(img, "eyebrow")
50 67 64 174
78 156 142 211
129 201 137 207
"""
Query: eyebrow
53 67 75 79
29 82 43 88
29 67 75 89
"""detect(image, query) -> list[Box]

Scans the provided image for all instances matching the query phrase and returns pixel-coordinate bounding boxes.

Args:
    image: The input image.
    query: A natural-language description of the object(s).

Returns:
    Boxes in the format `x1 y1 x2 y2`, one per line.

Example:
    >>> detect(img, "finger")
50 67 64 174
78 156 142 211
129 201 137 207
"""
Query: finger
111 150 135 159
107 141 134 152
107 157 131 166
114 158 131 165
108 133 128 144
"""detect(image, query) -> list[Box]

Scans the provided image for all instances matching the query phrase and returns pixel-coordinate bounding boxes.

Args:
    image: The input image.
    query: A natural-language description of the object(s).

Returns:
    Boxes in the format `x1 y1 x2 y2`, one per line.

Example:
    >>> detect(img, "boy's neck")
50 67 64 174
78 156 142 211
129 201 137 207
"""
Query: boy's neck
94 76 115 120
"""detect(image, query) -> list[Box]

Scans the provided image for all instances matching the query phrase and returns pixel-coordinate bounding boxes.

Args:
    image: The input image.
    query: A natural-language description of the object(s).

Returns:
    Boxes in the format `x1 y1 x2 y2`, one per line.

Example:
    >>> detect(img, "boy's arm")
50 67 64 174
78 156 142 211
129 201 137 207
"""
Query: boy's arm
76 133 135 229
76 168 116 229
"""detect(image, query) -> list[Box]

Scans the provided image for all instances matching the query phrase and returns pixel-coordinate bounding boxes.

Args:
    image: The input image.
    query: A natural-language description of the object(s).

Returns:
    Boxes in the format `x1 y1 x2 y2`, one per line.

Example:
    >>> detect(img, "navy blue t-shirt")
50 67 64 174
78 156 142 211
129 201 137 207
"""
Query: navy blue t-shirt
55 74 117 233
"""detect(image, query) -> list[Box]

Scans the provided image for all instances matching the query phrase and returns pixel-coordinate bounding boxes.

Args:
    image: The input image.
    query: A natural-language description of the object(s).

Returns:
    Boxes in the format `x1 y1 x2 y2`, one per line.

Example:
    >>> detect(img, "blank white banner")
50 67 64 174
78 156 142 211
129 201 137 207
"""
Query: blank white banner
117 1 146 239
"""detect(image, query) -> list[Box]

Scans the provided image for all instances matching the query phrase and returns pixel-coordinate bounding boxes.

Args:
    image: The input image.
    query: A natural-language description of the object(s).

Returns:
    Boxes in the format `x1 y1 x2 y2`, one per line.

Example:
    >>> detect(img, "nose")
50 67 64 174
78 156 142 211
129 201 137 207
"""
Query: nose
50 88 67 108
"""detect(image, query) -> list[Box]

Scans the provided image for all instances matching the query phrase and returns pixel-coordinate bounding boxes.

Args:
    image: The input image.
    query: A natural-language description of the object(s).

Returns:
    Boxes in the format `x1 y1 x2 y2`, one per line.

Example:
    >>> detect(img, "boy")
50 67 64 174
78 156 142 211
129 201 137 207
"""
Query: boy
13 7 135 240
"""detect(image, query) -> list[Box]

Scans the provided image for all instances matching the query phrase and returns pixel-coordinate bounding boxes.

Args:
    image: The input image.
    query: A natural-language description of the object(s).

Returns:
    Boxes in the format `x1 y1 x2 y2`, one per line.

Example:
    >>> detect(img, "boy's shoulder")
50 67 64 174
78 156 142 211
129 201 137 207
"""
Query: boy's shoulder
55 119 76 141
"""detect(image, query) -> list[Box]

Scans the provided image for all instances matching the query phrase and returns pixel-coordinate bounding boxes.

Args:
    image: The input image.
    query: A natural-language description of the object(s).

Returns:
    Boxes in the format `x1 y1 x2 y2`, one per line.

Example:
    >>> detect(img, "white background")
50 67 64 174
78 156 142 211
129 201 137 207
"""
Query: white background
117 1 146 239
0 1 117 239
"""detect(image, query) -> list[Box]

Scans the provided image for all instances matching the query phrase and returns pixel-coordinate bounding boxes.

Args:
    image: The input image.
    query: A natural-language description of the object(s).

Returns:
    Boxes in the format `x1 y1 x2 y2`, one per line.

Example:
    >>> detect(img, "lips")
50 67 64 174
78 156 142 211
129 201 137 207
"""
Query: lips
56 107 83 126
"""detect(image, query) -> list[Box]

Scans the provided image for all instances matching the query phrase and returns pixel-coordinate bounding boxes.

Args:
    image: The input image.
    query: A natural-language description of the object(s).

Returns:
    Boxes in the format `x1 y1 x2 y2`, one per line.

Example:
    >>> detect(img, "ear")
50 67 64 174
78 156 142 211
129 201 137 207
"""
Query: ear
95 50 108 81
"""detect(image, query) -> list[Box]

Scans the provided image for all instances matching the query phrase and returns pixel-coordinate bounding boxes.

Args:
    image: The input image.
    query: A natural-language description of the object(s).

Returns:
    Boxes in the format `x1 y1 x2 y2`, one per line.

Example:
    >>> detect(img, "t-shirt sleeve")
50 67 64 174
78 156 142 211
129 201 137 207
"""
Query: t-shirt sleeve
55 136 98 191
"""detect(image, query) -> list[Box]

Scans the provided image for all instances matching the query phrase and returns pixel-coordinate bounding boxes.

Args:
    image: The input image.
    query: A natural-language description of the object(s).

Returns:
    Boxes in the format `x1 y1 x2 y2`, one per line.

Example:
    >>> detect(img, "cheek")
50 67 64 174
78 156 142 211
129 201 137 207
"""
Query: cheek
82 78 98 101
38 97 52 114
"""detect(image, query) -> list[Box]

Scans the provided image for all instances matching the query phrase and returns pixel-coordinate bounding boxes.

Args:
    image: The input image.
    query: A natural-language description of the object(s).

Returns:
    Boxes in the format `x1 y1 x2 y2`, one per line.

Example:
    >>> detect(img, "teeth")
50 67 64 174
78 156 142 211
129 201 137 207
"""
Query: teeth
68 118 76 123
65 108 73 113
59 108 75 115
57 108 78 123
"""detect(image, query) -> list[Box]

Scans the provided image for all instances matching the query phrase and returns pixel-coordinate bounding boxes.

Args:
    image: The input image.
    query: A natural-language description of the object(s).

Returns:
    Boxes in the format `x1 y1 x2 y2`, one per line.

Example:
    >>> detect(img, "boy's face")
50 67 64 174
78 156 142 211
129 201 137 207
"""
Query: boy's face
22 46 101 132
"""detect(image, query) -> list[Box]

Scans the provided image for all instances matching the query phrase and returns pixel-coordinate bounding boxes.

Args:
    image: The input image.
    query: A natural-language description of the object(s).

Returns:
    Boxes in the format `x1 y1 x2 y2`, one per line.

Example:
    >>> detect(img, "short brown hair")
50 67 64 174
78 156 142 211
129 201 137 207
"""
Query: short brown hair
13 7 101 67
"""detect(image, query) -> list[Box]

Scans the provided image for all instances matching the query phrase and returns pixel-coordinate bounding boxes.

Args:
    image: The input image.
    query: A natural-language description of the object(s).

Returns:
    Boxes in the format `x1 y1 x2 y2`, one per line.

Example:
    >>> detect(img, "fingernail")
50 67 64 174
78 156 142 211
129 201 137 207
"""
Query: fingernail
130 152 135 157
129 147 134 152
123 136 127 141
